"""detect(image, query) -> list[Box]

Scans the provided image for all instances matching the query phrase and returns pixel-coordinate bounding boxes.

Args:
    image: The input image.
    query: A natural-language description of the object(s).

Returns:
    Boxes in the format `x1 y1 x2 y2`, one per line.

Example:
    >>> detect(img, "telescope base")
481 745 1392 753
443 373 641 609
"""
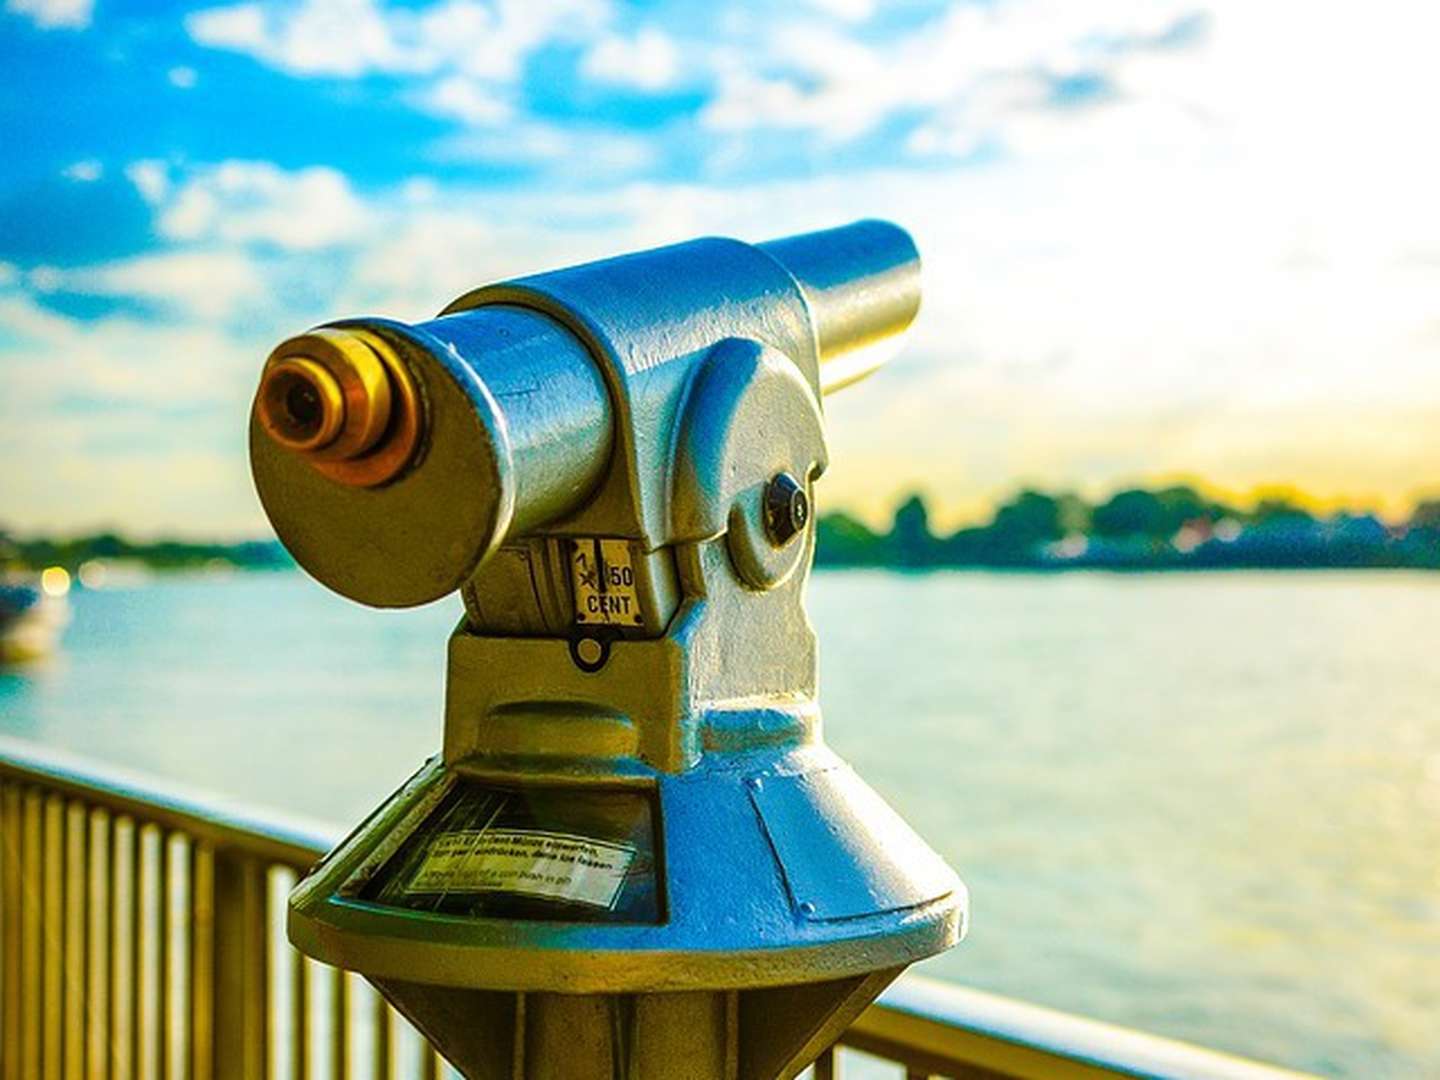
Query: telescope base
375 966 902 1080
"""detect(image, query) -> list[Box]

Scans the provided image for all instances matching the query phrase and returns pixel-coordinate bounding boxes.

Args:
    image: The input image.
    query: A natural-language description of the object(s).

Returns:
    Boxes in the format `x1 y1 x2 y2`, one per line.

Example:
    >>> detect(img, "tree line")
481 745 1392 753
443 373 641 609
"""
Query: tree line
6 483 1439 575
817 486 1440 570
0 530 291 574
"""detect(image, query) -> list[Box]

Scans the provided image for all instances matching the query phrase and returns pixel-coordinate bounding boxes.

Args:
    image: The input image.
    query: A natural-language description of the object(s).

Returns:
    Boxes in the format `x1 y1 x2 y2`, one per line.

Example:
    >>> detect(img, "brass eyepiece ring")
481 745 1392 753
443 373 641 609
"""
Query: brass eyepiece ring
257 356 345 452
254 327 422 488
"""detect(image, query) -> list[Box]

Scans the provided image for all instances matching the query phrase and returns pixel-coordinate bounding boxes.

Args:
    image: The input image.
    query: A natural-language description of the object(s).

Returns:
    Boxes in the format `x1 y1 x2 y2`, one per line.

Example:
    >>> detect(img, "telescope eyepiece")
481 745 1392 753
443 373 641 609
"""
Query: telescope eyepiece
258 357 344 452
254 327 422 488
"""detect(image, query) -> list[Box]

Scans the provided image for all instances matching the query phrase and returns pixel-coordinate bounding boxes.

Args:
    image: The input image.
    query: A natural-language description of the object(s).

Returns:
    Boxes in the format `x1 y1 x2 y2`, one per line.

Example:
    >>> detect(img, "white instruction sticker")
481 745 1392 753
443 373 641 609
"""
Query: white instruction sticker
572 538 644 626
406 829 636 909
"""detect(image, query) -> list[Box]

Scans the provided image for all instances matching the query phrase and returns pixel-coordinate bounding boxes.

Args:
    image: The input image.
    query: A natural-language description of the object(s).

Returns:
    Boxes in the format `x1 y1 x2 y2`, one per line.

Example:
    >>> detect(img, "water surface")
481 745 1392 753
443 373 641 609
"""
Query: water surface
2 570 1436 1078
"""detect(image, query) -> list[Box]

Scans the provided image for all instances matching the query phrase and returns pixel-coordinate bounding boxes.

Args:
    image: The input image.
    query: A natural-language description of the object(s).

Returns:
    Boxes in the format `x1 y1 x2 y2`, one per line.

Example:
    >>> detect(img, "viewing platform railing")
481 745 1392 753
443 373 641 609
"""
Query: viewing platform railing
0 736 1318 1080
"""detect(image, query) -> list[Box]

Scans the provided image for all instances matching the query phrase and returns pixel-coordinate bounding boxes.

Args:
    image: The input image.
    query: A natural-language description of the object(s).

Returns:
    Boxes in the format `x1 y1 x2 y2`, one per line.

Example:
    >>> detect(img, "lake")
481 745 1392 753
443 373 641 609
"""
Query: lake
2 570 1436 1078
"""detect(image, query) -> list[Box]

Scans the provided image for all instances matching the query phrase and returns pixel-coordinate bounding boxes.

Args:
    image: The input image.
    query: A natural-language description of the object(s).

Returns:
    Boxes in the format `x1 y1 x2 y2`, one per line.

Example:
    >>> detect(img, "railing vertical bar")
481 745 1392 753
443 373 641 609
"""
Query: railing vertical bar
331 969 349 1080
64 800 89 1080
293 951 311 1080
250 862 272 1080
132 826 151 1080
158 835 176 1080
0 783 21 1080
86 808 111 1080
43 795 65 1080
190 841 216 1080
212 853 272 1080
418 1044 439 1080
812 1046 838 1080
110 819 132 1080
371 995 391 1080
21 788 44 1079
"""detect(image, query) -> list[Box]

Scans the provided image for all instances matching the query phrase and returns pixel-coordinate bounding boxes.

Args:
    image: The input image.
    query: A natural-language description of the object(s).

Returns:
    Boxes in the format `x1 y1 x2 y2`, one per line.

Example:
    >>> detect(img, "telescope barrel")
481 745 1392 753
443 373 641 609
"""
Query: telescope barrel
415 307 614 536
251 220 921 607
758 219 922 393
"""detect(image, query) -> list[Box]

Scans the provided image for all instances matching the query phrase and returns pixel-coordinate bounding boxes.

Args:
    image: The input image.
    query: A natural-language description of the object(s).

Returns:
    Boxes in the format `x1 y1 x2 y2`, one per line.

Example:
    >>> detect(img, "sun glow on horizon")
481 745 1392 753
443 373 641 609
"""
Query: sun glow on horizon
3 1 1439 535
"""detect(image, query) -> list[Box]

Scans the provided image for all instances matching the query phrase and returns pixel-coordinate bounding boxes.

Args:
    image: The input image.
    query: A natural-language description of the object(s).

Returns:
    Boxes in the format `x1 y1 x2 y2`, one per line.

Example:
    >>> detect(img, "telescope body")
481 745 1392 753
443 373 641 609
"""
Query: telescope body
251 221 964 1080
252 221 920 608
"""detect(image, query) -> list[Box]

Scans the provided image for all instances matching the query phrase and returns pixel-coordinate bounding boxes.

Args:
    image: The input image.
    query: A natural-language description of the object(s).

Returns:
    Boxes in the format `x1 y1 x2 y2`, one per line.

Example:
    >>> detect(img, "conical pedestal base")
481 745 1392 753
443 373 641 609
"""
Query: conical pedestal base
375 967 902 1080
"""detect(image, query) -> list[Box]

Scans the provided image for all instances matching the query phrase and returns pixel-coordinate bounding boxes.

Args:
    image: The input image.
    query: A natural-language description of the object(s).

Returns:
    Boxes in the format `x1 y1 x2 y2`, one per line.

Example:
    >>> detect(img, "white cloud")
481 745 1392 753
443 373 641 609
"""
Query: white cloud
60 250 270 321
27 266 64 293
168 66 198 88
62 159 103 182
581 27 680 91
416 0 610 82
4 0 92 30
431 123 652 172
158 161 368 251
185 0 614 130
701 0 1201 146
0 293 271 535
185 0 608 82
125 160 171 205
802 0 874 21
186 0 414 78
415 76 512 126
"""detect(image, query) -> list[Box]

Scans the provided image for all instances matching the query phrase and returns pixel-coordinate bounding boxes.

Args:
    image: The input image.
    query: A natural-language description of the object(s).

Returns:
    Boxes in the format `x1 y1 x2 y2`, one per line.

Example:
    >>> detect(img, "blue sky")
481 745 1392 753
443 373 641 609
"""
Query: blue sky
3 0 1439 536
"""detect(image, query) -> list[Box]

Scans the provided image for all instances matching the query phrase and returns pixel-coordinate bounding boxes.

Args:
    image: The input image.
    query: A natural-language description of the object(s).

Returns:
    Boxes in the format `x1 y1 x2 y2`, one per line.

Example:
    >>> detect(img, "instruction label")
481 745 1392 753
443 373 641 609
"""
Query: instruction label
406 829 636 909
571 538 644 626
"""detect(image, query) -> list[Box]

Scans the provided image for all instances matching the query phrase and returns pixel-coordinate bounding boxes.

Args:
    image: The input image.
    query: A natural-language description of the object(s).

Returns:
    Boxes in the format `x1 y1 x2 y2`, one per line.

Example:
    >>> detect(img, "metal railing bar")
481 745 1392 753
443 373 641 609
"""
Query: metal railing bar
371 992 391 1080
44 795 65 1080
294 951 312 1080
158 834 177 1080
110 819 129 1080
850 976 1318 1080
191 841 216 1080
244 858 271 1080
331 968 350 1080
22 788 43 1079
85 808 109 1080
1 784 21 1080
0 738 339 871
64 800 88 1080
132 825 151 1080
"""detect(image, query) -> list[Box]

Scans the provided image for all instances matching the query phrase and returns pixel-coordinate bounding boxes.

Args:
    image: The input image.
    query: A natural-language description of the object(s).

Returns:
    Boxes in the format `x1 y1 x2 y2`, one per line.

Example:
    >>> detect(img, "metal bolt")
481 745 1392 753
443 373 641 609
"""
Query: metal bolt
571 634 616 673
763 472 809 547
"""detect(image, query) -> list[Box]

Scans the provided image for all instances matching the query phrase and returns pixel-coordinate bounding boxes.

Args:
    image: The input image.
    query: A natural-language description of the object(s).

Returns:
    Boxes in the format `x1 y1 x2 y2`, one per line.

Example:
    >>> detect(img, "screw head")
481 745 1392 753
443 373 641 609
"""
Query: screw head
763 472 809 547
570 635 610 672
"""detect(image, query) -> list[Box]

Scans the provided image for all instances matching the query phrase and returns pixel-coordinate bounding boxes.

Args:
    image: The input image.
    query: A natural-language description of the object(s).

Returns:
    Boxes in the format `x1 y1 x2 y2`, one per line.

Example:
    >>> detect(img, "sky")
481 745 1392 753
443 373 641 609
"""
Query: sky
2 0 1439 537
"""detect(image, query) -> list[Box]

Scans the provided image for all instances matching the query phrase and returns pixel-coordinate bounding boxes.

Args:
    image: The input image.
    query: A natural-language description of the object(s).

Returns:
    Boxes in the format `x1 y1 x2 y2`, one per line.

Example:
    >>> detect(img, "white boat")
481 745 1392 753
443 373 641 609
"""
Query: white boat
0 573 71 663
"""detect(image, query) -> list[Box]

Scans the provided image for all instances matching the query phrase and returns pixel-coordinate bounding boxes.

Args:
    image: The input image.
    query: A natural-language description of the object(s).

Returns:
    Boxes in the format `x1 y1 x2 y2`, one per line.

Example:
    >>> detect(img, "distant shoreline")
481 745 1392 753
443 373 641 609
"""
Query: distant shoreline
813 562 1440 574
7 480 1439 578
5 536 1438 578
816 484 1440 574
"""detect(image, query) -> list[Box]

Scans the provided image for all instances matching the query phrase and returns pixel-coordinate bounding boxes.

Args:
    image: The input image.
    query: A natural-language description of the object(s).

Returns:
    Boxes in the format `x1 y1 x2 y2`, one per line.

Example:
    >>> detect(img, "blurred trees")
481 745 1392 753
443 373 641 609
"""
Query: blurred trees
5 481 1440 576
1091 486 1217 538
812 485 1440 570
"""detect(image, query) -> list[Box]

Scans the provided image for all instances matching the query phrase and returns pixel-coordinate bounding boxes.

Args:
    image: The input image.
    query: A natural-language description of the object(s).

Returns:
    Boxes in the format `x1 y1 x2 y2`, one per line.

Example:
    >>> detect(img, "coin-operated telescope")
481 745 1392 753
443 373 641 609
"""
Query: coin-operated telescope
251 221 966 1079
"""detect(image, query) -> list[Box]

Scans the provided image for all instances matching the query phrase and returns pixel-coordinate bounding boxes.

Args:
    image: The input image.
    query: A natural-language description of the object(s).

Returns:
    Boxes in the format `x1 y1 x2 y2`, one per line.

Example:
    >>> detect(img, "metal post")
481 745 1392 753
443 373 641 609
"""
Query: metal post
211 852 270 1080
251 222 966 1079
